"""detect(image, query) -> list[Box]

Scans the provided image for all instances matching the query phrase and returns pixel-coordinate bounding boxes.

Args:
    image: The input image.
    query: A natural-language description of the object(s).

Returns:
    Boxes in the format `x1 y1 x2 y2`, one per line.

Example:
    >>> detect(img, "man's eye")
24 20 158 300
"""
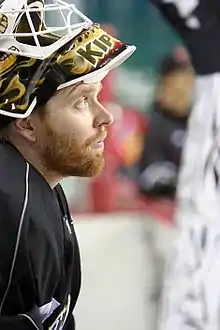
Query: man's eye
81 97 88 105
75 97 88 109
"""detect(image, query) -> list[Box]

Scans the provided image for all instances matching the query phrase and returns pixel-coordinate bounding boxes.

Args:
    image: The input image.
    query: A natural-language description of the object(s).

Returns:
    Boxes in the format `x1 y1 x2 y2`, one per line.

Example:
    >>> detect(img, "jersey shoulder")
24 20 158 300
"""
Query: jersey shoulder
0 142 27 200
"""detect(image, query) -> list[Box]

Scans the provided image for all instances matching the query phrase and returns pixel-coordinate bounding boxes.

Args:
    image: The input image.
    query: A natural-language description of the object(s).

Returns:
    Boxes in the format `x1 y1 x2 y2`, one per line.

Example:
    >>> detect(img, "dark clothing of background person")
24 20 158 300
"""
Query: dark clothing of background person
139 49 193 198
139 103 188 198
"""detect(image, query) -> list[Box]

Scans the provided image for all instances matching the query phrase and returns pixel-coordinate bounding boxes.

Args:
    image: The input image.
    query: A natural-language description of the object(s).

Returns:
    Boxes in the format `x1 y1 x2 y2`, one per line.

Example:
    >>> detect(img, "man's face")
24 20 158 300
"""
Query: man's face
158 68 195 117
34 82 113 177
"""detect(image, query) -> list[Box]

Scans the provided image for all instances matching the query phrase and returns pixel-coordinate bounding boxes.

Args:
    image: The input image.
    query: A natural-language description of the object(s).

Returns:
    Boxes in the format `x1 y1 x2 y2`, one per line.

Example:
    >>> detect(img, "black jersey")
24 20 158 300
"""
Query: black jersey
0 141 81 329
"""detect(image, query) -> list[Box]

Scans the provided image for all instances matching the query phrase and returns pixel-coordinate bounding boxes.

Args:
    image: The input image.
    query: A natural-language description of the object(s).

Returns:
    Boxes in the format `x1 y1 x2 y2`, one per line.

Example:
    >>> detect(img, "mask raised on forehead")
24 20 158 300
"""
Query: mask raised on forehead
0 0 136 118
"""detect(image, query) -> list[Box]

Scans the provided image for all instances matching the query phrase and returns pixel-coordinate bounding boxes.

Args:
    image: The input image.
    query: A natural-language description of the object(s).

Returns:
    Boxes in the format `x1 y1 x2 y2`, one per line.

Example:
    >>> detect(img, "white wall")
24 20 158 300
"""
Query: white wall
73 213 175 330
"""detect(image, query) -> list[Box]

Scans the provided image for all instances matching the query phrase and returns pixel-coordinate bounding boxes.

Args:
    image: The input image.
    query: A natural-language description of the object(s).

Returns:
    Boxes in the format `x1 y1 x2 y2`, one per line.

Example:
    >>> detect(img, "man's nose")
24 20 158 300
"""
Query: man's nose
93 102 114 128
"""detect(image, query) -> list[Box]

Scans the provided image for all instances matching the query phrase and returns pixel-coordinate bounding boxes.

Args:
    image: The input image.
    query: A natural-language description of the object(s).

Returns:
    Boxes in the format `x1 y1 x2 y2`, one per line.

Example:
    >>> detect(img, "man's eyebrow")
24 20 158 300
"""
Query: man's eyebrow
63 82 103 103
67 83 93 101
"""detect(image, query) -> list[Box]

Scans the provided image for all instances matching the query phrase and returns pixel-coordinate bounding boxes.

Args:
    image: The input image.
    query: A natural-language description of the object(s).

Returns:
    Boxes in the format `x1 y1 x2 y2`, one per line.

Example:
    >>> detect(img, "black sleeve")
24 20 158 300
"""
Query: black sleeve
139 113 166 173
0 192 43 330
63 314 75 330
138 113 177 198
150 0 220 75
55 184 81 328
0 312 42 330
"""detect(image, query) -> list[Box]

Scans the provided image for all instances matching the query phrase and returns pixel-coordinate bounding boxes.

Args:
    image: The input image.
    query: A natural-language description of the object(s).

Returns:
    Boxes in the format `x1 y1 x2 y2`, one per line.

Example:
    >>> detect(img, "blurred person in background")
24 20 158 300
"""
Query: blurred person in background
150 1 220 330
0 0 135 329
139 47 194 199
137 47 194 329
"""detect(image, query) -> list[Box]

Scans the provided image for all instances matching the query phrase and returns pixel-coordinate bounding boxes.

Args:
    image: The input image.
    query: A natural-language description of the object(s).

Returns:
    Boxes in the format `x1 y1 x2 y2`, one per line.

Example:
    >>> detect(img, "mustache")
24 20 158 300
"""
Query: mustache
85 130 107 147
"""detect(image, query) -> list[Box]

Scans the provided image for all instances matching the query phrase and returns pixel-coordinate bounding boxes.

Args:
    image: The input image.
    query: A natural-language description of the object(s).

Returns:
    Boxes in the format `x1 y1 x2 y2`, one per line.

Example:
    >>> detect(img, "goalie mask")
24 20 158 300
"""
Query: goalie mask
0 0 136 119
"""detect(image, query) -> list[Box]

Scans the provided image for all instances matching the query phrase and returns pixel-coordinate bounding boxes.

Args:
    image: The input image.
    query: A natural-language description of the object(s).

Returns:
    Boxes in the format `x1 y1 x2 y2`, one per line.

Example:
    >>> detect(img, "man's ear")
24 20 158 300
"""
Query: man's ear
13 117 36 142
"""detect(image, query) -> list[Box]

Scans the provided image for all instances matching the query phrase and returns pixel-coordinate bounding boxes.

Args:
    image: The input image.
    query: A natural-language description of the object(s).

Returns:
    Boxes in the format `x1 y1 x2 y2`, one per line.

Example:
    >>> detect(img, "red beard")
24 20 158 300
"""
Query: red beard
36 123 106 178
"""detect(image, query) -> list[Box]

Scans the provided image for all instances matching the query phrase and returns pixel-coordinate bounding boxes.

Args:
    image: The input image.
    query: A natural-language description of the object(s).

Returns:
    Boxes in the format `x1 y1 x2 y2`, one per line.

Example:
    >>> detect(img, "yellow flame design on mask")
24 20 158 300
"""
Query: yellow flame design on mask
0 22 121 114
57 51 92 75
0 75 26 108
0 53 17 75
56 24 102 75
0 56 40 111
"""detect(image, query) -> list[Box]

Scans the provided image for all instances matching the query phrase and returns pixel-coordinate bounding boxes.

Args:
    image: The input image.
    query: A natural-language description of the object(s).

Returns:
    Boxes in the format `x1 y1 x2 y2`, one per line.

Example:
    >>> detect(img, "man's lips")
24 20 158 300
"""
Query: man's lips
94 141 104 149
93 133 107 149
